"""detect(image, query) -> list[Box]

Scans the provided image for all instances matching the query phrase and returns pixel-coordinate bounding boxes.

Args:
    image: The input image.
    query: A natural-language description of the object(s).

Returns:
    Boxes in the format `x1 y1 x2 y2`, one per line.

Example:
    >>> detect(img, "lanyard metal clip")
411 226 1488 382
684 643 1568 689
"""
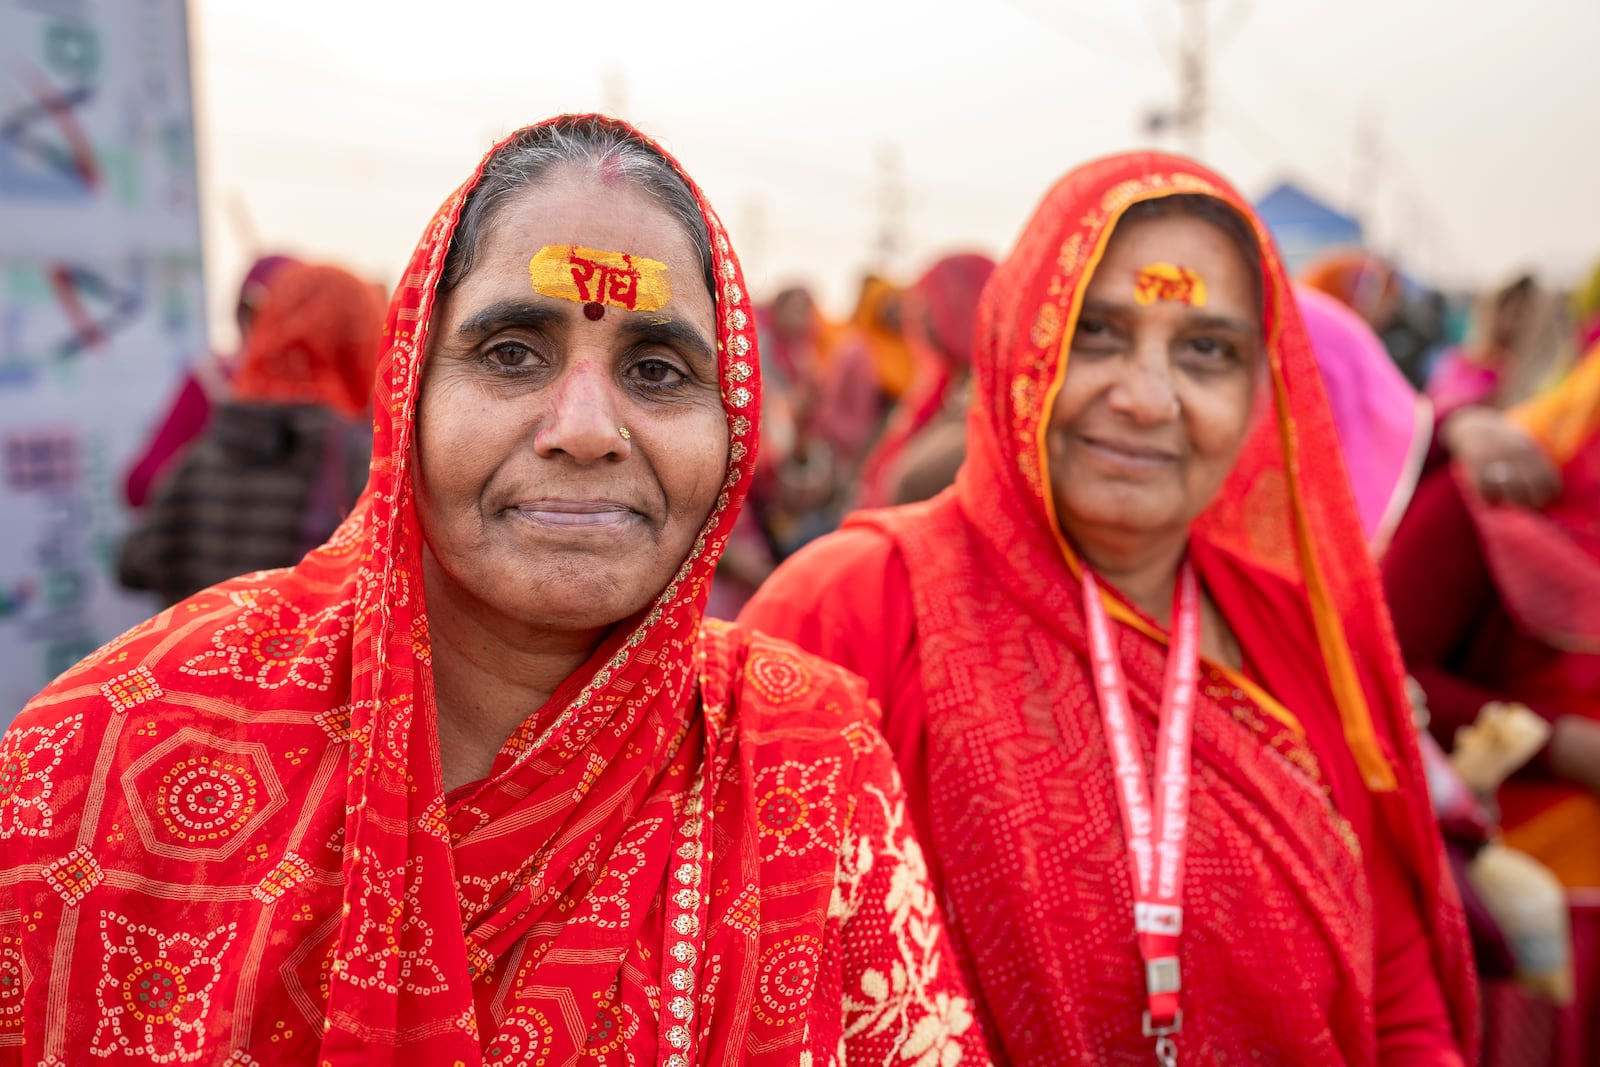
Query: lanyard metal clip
1142 1008 1182 1038
1144 1010 1181 1067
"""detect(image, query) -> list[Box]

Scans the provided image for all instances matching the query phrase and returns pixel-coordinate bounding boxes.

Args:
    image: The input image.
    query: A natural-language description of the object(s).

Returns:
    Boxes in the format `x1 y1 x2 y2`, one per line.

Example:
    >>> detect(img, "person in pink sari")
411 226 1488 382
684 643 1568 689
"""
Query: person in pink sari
1296 285 1433 549
1427 274 1563 419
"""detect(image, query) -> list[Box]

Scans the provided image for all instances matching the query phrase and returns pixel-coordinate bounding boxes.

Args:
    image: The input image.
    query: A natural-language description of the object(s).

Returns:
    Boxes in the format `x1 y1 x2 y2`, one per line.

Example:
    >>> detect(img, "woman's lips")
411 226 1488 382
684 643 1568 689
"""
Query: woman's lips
1078 435 1179 471
507 500 641 529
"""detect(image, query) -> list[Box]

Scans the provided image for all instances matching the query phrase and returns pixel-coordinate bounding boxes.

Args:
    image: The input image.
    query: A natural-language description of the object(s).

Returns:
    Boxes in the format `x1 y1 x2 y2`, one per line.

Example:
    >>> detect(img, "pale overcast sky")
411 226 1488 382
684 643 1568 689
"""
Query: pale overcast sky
191 0 1600 344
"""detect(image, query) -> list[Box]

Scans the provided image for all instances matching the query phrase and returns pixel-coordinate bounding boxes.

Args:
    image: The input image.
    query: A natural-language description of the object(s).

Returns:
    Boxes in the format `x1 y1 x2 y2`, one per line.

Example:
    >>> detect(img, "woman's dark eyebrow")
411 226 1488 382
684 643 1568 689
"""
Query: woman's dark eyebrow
455 299 565 339
616 316 718 375
1081 297 1129 316
1081 296 1255 336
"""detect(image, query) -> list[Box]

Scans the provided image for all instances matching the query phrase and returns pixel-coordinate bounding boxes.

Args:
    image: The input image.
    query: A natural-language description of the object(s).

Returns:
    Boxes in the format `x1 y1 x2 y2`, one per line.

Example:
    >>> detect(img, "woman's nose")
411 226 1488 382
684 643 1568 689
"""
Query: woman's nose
1107 342 1179 424
532 362 631 463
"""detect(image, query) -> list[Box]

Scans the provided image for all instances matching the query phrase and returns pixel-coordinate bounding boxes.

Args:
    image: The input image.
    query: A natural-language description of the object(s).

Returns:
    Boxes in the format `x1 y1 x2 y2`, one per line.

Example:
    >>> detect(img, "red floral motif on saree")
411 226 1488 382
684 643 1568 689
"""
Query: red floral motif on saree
0 714 80 839
0 117 982 1066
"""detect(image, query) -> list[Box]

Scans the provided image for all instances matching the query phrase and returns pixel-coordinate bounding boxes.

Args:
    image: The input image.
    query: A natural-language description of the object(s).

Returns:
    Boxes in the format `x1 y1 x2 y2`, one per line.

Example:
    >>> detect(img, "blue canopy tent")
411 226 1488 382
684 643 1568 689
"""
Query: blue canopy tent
1254 182 1364 279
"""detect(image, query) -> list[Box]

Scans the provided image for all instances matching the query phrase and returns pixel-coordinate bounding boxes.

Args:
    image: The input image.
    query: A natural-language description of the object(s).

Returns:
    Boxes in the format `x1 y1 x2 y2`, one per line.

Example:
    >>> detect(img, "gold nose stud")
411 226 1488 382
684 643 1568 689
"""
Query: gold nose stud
618 426 632 440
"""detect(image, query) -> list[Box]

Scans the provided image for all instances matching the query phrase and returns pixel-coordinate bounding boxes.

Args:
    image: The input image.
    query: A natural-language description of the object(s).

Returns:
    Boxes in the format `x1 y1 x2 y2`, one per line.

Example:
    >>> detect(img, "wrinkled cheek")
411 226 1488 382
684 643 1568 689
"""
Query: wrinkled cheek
409 426 476 551
662 415 731 527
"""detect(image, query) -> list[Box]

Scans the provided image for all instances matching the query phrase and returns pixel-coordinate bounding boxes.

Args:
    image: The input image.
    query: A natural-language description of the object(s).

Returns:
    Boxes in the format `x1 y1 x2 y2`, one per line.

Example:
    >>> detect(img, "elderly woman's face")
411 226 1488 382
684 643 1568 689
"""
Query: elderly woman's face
415 173 727 633
1046 211 1263 553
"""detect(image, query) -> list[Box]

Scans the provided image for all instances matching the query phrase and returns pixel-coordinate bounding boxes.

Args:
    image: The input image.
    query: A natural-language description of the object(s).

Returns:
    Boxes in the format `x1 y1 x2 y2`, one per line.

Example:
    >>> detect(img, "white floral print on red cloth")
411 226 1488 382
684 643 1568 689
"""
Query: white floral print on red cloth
93 911 238 1063
0 712 81 839
754 757 842 859
179 591 350 692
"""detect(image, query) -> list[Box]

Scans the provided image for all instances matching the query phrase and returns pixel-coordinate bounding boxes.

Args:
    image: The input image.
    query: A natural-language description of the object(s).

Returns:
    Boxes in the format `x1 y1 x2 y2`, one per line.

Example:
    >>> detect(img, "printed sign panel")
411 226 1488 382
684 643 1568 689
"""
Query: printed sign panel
0 0 207 723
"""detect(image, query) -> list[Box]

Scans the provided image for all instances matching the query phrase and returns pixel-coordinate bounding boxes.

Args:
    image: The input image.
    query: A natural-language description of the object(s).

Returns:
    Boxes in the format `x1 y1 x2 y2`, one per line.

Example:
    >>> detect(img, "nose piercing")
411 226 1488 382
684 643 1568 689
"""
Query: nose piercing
618 426 631 440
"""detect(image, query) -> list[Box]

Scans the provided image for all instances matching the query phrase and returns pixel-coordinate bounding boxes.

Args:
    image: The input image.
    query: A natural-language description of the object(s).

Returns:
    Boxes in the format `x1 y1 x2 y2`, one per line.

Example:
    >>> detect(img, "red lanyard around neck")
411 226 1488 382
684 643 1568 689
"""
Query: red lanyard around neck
1081 559 1200 1066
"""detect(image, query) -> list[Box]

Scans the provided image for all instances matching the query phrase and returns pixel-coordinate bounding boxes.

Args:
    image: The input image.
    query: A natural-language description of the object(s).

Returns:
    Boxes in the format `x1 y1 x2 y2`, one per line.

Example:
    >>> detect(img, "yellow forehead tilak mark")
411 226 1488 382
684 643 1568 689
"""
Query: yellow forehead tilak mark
528 245 671 312
1133 263 1207 308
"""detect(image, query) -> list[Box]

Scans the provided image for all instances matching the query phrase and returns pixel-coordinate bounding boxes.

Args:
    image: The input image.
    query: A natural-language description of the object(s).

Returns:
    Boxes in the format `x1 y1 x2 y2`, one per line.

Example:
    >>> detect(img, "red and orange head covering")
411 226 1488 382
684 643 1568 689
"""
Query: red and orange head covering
230 262 387 418
1300 248 1403 331
901 252 995 374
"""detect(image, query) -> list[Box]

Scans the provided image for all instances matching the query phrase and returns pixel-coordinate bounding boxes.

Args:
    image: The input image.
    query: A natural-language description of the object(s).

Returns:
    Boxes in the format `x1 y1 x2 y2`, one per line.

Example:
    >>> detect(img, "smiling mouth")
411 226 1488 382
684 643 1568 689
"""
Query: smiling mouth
507 500 643 530
1078 435 1179 470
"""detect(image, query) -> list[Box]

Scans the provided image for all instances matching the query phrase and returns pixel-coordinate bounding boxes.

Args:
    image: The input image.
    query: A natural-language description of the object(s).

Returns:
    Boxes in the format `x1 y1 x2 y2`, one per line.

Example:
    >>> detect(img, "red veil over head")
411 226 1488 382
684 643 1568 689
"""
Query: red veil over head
858 151 1477 1061
1 118 953 1066
230 262 387 418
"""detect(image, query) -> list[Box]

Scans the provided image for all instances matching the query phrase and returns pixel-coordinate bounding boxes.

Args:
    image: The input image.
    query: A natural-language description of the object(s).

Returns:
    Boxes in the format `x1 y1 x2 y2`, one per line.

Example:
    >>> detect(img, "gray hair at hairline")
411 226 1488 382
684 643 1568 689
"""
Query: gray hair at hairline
439 117 716 300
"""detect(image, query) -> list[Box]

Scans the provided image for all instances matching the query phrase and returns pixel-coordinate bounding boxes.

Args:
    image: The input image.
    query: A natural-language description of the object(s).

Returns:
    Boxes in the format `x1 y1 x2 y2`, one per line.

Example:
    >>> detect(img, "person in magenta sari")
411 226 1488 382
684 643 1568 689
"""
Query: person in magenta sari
1296 284 1432 549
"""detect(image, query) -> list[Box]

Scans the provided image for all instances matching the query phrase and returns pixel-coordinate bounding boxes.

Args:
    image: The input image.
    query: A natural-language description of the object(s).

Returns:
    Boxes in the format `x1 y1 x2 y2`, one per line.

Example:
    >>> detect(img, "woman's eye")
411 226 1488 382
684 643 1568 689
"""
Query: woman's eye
1187 336 1236 361
1072 318 1121 354
485 342 535 370
634 358 687 386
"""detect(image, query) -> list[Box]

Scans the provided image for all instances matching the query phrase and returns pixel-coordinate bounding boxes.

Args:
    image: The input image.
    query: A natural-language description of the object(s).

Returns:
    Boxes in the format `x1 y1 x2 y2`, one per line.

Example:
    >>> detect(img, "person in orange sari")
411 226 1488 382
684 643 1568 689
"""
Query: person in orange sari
810 276 913 476
856 253 996 509
845 274 917 400
742 152 1476 1064
0 116 983 1066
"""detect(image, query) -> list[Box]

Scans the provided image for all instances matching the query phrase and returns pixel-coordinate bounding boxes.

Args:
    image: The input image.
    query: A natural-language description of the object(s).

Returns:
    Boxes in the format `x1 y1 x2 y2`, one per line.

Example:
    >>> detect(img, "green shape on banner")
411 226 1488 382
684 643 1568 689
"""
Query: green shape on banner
0 585 31 621
43 22 100 79
98 150 139 205
43 570 86 612
6 265 50 302
162 126 194 169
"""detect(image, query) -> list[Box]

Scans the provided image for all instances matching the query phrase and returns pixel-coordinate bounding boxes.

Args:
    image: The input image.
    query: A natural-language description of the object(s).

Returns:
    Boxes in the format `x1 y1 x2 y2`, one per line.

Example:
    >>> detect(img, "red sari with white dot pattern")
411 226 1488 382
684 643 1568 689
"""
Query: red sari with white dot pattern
0 116 984 1067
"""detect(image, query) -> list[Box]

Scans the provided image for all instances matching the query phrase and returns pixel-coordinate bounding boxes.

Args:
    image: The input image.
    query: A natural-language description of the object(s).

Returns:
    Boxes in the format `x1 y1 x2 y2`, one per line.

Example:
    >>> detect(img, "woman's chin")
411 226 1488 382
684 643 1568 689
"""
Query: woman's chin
1058 493 1189 543
497 579 661 634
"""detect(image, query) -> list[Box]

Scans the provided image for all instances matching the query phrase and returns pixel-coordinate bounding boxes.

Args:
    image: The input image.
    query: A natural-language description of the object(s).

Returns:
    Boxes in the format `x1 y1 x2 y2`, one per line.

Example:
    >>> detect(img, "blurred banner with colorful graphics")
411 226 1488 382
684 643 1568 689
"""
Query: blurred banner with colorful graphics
0 0 207 723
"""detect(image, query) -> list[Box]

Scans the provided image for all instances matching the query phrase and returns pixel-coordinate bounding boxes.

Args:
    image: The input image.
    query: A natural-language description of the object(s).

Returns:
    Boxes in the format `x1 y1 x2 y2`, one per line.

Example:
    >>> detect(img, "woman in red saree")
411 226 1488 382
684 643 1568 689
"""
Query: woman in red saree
0 116 983 1066
742 152 1476 1064
856 253 996 509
